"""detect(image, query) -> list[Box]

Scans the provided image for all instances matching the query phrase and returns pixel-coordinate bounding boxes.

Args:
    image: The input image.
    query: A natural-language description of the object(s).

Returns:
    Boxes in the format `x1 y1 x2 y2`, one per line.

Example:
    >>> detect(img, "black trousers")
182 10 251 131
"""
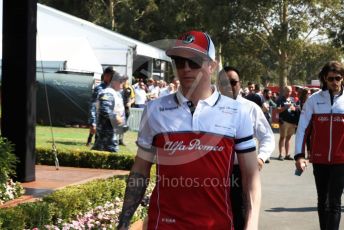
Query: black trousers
313 164 344 230
230 165 245 230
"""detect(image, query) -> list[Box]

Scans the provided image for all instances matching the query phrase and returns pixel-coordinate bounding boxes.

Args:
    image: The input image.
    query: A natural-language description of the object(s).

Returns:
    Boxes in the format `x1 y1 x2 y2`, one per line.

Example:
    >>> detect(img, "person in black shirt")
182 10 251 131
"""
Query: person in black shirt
119 80 135 145
276 85 300 160
245 82 263 107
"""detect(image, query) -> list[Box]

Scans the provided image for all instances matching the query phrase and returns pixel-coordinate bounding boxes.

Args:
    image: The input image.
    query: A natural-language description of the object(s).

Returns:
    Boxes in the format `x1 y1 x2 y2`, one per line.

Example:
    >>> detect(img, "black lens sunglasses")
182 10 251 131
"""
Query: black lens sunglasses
219 78 239 87
171 56 206 69
327 75 343 82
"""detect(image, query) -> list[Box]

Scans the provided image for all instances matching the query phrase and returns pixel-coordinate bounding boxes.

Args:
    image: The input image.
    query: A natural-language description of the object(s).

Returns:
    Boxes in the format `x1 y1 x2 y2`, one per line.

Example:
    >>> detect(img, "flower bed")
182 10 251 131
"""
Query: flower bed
0 179 24 205
0 171 155 229
0 137 25 205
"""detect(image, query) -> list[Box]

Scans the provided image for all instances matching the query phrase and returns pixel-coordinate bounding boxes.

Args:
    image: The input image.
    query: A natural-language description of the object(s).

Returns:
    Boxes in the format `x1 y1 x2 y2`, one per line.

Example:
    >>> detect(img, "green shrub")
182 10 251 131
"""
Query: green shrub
36 147 135 170
0 176 127 228
0 206 26 229
0 137 16 184
20 202 54 229
43 177 126 222
0 137 25 204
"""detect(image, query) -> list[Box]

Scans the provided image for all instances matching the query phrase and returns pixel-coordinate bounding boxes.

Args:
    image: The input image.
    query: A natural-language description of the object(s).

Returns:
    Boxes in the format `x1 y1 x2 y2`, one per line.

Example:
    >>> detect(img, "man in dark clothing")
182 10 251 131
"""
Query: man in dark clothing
245 83 263 107
276 85 301 160
119 79 135 146
92 72 128 152
86 66 114 146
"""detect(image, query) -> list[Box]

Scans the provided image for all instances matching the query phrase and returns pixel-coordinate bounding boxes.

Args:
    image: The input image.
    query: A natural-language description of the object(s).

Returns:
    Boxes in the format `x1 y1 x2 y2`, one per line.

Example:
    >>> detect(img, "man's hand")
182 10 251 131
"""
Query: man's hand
295 157 308 172
261 103 269 113
116 115 124 126
257 158 264 171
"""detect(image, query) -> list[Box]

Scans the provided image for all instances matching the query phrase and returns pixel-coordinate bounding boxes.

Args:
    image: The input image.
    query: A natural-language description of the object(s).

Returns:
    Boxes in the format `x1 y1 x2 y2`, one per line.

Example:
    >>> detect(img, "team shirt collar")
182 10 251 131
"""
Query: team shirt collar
175 87 220 107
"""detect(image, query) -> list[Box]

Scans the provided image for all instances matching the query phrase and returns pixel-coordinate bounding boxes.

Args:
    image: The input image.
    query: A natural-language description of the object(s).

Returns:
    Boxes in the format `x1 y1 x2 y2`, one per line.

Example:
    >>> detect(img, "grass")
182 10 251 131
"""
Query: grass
36 125 139 155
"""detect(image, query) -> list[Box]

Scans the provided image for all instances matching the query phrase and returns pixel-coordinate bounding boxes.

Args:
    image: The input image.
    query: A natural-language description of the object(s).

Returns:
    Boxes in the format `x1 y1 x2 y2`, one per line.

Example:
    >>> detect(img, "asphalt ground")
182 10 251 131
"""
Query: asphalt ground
259 132 344 230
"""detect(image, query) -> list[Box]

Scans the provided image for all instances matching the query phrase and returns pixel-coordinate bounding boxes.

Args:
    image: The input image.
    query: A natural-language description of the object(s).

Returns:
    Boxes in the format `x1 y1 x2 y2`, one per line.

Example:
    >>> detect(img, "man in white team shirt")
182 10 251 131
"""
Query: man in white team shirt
218 66 275 230
117 31 261 230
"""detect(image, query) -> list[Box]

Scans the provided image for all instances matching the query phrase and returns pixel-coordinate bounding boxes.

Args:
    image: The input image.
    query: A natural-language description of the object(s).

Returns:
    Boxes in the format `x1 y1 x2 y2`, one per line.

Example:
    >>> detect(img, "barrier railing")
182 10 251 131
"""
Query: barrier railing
127 108 144 131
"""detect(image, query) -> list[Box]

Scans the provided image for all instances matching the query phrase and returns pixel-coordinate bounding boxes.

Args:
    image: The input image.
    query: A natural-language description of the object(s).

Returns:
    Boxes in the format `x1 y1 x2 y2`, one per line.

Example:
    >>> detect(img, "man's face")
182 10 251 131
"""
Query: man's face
139 82 145 89
218 70 240 99
264 90 272 99
284 87 292 98
111 80 124 91
226 71 240 99
326 71 343 93
147 80 154 86
248 84 255 93
103 73 112 84
172 51 214 91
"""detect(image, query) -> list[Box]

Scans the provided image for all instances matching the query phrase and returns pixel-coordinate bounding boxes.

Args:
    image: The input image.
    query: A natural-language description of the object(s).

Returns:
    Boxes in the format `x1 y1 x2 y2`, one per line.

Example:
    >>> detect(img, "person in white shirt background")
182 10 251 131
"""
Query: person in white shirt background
159 82 176 97
217 66 275 230
133 82 147 108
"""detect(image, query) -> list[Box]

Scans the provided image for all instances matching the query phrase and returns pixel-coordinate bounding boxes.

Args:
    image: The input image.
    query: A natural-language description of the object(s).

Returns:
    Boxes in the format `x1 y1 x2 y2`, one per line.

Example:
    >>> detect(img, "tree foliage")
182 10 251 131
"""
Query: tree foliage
38 0 344 87
221 0 343 88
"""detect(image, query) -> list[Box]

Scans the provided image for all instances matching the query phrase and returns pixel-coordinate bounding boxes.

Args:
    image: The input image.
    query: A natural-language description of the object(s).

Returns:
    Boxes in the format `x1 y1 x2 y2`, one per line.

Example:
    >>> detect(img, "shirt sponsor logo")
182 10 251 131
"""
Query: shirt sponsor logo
218 106 238 115
316 102 326 105
318 116 329 122
163 139 225 155
161 218 176 224
317 116 344 122
333 116 344 122
159 106 178 112
182 34 195 44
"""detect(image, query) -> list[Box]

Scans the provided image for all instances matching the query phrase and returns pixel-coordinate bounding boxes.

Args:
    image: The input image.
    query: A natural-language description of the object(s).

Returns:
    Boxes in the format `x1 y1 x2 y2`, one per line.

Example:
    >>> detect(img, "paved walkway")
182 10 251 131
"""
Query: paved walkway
259 133 344 229
0 165 128 208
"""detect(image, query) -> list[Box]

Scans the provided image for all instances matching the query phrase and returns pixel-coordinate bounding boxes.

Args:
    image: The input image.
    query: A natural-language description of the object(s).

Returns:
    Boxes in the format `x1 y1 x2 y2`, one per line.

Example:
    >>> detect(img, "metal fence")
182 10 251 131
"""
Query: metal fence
127 108 144 131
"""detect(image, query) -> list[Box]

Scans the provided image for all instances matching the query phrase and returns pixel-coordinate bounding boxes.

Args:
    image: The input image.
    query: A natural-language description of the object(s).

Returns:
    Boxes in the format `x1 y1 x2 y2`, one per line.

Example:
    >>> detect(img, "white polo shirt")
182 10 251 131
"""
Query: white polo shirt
137 89 255 229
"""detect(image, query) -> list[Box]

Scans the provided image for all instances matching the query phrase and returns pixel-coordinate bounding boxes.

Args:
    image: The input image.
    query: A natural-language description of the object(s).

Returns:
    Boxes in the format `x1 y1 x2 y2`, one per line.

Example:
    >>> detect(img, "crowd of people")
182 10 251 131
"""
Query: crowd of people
84 30 344 230
131 77 181 108
236 82 321 162
86 67 181 152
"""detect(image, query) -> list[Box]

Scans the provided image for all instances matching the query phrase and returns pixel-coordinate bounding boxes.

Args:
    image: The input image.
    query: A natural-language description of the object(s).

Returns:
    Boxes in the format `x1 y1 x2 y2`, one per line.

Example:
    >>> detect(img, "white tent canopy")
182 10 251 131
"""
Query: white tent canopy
37 36 104 77
37 3 171 60
36 3 171 77
0 1 171 78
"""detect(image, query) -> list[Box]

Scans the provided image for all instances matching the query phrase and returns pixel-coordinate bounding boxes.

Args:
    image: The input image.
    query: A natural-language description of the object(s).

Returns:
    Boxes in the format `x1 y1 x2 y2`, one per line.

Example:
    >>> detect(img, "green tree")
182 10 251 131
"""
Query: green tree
327 0 344 50
38 0 343 87
222 0 342 89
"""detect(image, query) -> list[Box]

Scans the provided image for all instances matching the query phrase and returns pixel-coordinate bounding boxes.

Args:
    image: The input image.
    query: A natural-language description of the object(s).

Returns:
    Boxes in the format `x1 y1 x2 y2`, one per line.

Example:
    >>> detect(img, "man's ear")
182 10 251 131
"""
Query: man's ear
209 60 218 73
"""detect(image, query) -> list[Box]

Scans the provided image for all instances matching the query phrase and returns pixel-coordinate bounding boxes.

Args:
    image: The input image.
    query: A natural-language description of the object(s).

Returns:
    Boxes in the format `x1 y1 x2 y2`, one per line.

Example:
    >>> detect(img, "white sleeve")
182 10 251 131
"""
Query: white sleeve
252 106 275 161
295 96 314 156
235 106 256 154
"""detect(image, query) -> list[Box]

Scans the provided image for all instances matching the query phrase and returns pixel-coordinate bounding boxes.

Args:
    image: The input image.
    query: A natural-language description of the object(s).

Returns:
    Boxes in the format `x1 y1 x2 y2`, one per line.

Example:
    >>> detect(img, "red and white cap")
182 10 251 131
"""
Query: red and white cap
166 30 216 61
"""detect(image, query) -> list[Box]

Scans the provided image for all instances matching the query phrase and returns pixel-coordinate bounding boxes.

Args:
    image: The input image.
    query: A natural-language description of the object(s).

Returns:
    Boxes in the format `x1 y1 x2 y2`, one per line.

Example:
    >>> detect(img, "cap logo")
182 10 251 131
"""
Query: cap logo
182 34 195 44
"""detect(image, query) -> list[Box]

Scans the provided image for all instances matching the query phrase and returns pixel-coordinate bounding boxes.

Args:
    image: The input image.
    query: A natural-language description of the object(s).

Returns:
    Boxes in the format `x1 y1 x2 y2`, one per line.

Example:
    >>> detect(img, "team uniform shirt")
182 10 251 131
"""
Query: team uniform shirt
89 82 108 126
295 88 344 164
233 95 275 164
137 89 256 230
92 87 125 152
